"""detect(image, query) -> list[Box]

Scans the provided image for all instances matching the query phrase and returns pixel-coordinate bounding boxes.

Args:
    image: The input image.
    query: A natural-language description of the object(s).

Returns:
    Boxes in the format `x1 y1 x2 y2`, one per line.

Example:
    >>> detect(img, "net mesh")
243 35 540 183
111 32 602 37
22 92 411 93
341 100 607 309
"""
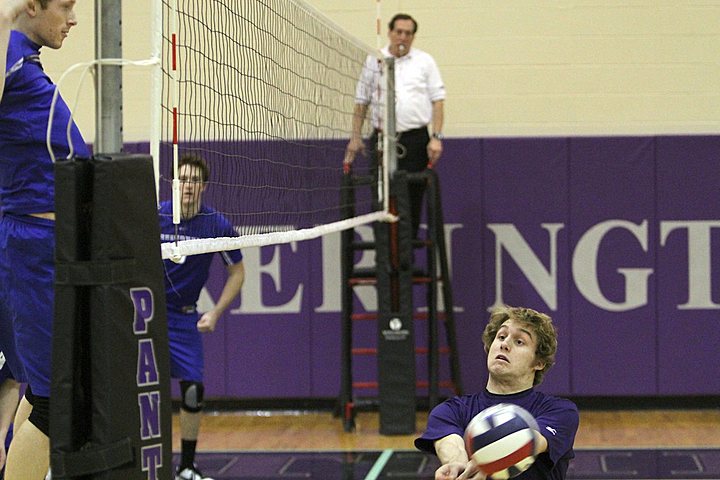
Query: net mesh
158 0 389 259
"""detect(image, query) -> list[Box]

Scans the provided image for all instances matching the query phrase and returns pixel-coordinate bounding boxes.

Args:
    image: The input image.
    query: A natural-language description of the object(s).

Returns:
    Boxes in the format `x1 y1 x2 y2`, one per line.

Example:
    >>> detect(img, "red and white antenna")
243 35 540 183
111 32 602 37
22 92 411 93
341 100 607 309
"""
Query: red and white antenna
376 0 382 53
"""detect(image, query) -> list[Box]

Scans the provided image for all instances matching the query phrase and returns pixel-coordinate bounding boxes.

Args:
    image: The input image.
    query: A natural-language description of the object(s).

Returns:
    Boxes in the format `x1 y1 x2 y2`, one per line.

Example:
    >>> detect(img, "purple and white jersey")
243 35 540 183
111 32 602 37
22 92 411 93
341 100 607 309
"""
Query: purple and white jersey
159 201 243 312
415 388 579 480
0 31 90 214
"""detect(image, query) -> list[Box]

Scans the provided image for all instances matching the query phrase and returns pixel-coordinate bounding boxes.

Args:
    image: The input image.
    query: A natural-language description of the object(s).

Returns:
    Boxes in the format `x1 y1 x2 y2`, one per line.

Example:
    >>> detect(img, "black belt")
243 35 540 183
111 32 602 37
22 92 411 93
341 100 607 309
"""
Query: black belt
399 126 428 135
373 126 428 136
180 305 197 314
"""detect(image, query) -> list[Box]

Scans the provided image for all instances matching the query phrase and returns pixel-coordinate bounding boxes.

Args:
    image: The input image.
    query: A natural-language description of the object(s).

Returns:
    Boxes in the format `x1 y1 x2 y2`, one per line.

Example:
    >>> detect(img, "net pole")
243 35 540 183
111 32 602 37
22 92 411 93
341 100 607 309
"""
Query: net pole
384 57 396 211
94 0 123 154
376 0 391 211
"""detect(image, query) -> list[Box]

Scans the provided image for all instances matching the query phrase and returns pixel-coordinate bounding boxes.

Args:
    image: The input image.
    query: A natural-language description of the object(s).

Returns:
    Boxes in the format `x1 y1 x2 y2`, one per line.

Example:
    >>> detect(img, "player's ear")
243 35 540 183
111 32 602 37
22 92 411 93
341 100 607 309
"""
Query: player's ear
26 1 39 17
533 359 545 371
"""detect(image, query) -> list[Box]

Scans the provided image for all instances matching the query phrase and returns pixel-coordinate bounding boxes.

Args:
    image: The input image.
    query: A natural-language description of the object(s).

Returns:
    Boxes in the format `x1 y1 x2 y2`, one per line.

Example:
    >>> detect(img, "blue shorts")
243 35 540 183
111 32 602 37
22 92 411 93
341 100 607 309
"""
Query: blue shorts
167 309 204 383
1 255 27 383
0 214 54 397
0 311 27 384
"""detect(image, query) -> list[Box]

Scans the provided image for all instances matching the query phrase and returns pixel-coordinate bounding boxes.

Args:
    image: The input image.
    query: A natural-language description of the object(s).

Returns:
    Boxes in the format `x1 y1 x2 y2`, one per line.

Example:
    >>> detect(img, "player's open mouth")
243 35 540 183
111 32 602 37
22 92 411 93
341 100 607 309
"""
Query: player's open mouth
496 355 509 362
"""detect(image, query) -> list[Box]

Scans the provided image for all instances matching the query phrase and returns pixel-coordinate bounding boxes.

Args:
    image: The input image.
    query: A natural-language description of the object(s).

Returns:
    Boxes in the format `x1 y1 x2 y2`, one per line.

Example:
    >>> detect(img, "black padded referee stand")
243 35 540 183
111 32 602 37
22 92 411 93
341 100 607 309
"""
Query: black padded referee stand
51 154 173 479
375 171 416 435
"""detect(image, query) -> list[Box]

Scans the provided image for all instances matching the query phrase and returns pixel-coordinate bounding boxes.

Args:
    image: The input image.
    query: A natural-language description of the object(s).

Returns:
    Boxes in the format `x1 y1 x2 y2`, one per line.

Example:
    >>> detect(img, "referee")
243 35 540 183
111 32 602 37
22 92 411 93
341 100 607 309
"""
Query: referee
344 12 446 238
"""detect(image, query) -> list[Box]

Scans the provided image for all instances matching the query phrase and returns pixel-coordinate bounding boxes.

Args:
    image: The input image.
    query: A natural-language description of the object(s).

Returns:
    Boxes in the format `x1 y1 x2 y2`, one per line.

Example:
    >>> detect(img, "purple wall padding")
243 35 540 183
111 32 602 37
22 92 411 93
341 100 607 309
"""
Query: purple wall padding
127 135 720 398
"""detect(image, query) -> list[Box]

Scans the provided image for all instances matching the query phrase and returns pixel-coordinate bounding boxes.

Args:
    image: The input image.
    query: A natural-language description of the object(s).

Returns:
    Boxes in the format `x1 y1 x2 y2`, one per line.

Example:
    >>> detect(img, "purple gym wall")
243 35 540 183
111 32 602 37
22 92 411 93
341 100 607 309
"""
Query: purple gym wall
128 135 720 399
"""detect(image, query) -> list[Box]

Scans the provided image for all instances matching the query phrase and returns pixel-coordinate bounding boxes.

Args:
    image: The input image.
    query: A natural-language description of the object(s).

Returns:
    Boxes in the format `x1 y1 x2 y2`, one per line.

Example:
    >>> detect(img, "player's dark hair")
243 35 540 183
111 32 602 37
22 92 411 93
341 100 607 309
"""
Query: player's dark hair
388 13 417 34
179 154 210 183
482 306 557 386
38 0 50 8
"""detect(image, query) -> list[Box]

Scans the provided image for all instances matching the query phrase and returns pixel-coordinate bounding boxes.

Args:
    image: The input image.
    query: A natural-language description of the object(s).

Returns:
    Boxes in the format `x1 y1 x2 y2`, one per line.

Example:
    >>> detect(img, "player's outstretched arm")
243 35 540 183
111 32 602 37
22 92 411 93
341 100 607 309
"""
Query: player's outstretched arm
533 428 549 454
0 1 32 101
434 434 484 480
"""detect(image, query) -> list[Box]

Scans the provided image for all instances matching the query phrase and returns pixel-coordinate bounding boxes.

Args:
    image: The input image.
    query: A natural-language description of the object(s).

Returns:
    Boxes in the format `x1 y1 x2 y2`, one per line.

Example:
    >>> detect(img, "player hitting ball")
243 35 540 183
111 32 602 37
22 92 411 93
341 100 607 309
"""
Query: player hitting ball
415 306 579 480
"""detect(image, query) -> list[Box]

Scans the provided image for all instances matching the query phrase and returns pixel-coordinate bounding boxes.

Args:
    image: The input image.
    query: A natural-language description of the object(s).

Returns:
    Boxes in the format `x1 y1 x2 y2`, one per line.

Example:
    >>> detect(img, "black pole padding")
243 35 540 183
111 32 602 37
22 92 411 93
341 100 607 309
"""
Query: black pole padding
51 154 173 479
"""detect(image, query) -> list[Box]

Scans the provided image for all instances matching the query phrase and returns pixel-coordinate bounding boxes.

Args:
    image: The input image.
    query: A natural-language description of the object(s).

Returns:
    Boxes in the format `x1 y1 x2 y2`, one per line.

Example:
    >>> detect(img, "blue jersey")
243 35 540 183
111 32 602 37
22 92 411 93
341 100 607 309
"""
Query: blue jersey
159 201 243 312
0 30 90 214
415 388 579 480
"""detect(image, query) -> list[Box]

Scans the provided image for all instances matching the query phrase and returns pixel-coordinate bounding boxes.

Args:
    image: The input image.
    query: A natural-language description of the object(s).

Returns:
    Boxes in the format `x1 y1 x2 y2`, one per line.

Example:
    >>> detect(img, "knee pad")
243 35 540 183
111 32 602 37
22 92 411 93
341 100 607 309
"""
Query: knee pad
179 381 204 413
28 394 50 436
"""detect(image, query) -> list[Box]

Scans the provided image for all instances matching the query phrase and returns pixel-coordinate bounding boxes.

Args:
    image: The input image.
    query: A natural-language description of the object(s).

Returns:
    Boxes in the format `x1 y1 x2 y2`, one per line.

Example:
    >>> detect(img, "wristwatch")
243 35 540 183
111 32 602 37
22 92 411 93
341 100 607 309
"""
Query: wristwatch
432 132 444 140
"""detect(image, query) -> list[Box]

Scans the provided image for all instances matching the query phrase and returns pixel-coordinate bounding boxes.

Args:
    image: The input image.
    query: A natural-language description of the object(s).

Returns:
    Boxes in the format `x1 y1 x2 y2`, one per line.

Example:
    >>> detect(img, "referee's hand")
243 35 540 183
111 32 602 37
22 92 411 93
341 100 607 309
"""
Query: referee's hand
344 137 365 166
427 137 443 167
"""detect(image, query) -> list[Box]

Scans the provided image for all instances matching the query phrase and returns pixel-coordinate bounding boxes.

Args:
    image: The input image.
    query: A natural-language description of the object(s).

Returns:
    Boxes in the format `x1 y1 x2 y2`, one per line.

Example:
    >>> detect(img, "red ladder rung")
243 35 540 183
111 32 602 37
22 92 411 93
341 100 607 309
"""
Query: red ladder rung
352 381 378 389
412 311 448 321
352 347 452 356
416 380 456 389
415 346 451 355
352 347 377 355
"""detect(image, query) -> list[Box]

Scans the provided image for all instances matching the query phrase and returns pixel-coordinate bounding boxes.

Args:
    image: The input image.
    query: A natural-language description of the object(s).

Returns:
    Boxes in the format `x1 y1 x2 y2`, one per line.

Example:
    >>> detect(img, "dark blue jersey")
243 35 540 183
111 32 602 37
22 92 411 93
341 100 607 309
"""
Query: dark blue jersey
415 388 579 480
0 30 90 214
159 201 243 311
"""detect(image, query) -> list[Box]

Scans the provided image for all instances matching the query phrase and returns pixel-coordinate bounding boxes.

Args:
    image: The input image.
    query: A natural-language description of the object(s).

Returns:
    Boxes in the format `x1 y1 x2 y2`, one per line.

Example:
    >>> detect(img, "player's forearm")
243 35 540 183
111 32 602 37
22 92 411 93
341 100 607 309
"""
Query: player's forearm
434 434 469 465
533 429 548 454
0 1 29 102
212 265 245 316
0 16 12 101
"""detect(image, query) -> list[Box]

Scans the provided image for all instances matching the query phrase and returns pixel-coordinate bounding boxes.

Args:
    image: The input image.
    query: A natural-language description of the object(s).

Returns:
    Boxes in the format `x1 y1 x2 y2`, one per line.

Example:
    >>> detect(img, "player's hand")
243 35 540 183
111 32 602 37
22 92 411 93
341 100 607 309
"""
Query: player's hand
427 137 443 168
343 137 365 166
436 461 485 480
197 311 219 333
436 461 483 480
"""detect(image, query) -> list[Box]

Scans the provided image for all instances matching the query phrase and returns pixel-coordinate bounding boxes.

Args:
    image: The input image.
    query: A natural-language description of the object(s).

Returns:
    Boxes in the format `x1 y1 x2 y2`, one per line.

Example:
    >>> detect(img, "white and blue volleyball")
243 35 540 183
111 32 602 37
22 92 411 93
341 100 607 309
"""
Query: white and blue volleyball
463 403 540 479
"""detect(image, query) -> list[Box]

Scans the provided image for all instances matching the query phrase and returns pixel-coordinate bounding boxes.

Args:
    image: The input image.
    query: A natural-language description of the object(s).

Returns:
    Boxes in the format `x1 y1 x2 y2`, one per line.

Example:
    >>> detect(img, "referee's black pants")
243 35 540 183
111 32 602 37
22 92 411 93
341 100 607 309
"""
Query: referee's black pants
370 126 429 238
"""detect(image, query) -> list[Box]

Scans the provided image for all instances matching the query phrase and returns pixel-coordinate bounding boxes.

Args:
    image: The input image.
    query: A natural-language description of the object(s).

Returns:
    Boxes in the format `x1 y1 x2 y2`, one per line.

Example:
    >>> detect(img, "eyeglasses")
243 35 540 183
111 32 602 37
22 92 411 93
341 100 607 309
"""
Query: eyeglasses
179 176 204 184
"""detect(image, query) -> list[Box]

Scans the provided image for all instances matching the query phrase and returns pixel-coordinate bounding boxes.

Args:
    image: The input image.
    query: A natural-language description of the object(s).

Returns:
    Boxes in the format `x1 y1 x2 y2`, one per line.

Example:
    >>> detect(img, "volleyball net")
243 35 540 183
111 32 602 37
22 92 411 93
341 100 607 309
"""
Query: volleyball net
152 0 394 260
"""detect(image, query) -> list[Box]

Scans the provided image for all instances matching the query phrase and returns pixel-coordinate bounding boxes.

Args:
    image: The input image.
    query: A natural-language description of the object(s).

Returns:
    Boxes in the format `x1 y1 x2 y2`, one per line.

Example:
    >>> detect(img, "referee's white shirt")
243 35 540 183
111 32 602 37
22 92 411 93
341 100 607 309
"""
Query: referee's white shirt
355 45 446 133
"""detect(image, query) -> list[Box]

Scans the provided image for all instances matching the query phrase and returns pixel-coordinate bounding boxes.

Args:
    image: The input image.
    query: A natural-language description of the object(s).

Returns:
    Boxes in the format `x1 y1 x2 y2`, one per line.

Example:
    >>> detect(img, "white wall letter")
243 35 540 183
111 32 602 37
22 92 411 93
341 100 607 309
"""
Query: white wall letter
487 223 563 311
573 219 653 311
232 244 303 314
660 220 720 310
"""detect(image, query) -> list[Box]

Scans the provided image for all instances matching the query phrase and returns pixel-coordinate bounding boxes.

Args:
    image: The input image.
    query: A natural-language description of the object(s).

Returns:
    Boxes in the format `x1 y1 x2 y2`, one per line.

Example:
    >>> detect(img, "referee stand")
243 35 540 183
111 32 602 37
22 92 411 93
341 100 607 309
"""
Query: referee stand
339 164 462 434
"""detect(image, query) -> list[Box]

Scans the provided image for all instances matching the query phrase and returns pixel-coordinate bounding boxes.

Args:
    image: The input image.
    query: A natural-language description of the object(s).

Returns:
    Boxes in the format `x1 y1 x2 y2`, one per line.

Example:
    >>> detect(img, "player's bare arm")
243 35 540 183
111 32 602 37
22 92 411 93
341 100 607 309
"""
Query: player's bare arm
434 434 482 480
0 1 32 101
197 261 244 333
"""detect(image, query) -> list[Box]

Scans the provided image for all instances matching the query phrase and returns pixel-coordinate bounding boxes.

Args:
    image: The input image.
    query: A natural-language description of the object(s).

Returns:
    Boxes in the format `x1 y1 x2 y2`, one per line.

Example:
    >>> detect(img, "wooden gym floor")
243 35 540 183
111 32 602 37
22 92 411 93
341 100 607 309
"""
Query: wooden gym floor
169 408 720 479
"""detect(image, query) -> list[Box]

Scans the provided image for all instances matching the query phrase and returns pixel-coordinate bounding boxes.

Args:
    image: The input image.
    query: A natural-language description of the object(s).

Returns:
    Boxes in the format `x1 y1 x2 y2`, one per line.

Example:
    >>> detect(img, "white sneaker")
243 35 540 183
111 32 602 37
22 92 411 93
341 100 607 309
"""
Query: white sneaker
175 464 214 480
